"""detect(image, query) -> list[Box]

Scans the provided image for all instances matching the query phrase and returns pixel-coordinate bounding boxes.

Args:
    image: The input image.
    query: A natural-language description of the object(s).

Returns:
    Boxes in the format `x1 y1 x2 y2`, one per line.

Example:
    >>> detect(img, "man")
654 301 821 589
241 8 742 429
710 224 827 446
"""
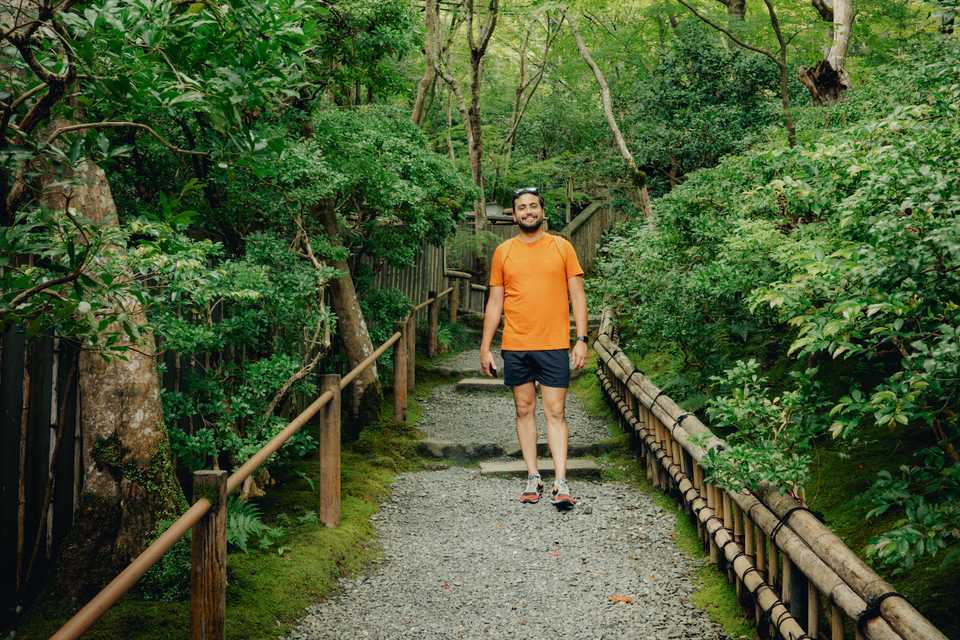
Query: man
479 187 589 510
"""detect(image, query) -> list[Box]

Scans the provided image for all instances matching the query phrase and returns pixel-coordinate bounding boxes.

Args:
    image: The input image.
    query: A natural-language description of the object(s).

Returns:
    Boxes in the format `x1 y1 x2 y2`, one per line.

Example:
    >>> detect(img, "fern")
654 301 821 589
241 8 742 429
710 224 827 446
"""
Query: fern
227 496 283 553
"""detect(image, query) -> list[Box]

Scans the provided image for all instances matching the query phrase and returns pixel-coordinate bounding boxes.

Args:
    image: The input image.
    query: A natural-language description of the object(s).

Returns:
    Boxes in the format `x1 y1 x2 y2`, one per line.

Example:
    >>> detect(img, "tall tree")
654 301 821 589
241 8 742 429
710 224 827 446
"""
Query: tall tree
564 8 652 215
438 0 499 230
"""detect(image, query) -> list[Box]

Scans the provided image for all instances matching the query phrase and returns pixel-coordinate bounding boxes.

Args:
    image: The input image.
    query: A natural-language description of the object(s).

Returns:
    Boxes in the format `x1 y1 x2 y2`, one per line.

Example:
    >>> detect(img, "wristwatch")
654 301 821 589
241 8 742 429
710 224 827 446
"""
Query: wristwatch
576 335 589 343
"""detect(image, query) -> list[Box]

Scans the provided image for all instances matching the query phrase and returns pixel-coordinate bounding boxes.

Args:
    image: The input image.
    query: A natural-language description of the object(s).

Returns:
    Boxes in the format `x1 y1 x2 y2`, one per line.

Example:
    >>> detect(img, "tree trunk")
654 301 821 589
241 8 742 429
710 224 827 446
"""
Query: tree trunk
800 0 853 103
566 9 650 216
728 0 746 20
47 159 185 601
411 0 440 126
314 204 381 435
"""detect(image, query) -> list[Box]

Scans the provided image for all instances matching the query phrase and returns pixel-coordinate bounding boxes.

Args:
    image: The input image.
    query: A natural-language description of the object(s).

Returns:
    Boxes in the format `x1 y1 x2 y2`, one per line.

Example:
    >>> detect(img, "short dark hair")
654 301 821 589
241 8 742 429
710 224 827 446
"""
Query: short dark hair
511 187 544 211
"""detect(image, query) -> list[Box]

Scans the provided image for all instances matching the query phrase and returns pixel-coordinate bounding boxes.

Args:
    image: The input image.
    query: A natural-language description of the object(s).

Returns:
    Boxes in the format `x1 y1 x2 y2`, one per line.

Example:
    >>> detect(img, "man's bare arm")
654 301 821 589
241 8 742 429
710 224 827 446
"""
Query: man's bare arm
480 285 504 375
568 276 588 337
568 275 588 369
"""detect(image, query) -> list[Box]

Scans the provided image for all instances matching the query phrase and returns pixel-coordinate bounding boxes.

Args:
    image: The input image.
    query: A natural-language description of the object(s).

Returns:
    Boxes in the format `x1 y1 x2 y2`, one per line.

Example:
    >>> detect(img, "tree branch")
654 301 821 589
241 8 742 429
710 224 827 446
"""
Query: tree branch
45 121 209 156
674 0 783 68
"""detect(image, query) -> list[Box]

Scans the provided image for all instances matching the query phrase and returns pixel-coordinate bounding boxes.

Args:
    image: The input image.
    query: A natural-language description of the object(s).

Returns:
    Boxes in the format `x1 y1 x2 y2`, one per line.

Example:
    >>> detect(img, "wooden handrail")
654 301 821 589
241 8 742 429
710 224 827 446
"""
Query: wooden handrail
52 288 449 640
559 200 605 238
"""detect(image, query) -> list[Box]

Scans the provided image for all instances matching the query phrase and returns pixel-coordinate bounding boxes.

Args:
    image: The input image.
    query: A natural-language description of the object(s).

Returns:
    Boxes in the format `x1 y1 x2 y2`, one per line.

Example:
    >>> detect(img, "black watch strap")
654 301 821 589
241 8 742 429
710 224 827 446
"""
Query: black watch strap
577 335 589 343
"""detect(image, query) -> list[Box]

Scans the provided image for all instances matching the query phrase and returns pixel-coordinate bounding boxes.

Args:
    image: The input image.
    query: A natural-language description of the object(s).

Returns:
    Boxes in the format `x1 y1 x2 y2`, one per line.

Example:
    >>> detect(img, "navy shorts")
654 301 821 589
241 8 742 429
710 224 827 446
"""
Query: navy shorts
502 349 570 388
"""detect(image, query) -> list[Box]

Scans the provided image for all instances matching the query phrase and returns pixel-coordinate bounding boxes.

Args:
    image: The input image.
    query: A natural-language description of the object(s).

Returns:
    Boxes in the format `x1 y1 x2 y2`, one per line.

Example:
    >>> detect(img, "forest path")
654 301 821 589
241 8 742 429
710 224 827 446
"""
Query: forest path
286 348 727 640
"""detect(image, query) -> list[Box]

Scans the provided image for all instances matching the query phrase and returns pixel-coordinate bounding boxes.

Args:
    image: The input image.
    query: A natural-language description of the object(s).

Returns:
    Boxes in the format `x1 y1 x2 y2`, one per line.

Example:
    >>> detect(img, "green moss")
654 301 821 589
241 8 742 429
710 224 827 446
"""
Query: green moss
571 354 752 639
807 433 960 640
15 373 434 640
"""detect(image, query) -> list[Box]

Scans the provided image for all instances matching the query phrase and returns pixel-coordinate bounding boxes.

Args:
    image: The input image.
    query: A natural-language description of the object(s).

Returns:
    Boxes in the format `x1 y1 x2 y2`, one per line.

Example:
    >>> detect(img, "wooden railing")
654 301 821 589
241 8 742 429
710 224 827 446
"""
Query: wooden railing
559 201 625 274
593 309 948 640
51 287 457 640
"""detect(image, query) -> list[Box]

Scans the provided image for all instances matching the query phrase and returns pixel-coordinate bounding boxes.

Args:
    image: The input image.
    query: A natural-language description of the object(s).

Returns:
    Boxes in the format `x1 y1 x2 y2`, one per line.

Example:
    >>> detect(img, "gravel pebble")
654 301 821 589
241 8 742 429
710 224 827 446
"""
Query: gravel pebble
286 361 728 640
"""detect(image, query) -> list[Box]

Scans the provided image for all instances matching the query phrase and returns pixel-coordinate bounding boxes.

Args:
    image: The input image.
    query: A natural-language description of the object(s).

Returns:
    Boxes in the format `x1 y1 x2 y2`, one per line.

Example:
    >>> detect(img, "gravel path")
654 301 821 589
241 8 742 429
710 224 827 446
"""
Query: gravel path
421 348 608 450
286 352 728 640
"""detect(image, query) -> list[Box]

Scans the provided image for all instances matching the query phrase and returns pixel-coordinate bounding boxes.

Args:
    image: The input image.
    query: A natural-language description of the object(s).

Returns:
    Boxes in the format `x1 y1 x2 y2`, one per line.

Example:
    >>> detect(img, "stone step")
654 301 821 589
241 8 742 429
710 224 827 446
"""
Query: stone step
416 440 506 461
456 377 506 392
479 458 602 478
416 439 613 461
505 441 613 458
455 367 585 391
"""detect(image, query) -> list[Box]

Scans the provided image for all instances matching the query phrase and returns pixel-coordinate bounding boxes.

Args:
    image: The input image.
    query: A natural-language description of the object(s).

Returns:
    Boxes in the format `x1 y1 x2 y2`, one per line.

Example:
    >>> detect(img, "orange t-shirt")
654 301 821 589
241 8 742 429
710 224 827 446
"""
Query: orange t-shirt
489 234 584 351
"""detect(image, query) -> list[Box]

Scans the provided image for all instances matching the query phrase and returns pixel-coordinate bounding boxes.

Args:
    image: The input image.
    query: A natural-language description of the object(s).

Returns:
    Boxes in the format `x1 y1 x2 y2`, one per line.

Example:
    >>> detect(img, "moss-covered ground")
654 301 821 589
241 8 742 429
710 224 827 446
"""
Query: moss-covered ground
570 354 754 640
14 373 450 640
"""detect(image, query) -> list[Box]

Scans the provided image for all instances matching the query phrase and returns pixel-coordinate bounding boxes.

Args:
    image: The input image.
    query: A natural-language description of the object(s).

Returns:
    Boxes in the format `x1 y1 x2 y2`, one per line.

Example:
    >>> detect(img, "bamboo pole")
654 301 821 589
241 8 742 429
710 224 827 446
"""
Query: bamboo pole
809 581 821 639
598 310 943 640
592 344 905 640
406 314 416 391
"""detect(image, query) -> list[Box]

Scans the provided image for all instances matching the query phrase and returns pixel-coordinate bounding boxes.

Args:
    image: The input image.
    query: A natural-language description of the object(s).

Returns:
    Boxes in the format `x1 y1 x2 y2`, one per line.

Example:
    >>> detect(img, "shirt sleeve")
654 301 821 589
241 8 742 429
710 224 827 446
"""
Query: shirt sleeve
563 239 584 278
489 244 504 286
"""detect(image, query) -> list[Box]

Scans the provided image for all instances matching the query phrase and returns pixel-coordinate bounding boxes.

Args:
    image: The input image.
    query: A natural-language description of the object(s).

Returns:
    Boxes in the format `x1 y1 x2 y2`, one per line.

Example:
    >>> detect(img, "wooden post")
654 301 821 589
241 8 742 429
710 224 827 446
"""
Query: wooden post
427 290 439 357
393 322 407 425
449 279 460 323
319 374 341 527
191 470 227 640
406 314 416 391
808 582 820 639
830 602 844 640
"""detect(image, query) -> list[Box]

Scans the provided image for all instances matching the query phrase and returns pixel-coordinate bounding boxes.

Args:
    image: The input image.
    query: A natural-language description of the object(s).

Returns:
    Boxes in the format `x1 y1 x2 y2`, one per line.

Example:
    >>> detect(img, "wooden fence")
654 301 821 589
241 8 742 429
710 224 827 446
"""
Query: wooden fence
0 330 81 627
558 200 626 273
48 288 455 639
593 308 948 640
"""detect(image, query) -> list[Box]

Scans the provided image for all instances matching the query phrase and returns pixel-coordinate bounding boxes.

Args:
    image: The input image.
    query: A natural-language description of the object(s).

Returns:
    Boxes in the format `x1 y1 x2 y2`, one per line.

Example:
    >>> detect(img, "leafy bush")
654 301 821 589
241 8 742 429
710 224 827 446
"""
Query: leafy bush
594 36 960 571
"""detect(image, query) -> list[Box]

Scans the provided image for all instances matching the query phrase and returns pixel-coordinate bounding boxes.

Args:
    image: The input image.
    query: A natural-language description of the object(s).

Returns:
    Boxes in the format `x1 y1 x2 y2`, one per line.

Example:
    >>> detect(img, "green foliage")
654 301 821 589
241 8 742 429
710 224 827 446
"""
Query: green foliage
226 496 285 553
594 36 960 572
139 520 191 602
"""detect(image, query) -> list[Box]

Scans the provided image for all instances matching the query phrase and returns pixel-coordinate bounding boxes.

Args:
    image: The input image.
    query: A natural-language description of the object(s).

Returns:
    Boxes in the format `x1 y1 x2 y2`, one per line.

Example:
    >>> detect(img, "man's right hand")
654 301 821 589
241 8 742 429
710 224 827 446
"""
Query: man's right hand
480 349 497 377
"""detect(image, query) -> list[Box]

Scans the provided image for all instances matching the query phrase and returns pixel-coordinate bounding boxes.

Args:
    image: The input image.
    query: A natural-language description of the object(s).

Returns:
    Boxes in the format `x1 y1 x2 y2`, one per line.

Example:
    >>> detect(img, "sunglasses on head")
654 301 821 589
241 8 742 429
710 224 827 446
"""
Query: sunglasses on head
513 187 539 196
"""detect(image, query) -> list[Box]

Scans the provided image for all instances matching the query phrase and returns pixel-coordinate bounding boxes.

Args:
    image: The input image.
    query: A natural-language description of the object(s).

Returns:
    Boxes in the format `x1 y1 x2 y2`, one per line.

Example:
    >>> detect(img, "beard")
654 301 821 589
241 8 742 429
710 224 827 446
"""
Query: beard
517 217 543 232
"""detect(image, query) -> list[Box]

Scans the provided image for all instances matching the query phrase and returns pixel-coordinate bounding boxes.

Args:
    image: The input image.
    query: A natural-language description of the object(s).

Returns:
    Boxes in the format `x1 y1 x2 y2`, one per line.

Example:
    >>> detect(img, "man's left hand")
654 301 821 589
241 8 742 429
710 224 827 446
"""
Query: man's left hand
571 340 588 370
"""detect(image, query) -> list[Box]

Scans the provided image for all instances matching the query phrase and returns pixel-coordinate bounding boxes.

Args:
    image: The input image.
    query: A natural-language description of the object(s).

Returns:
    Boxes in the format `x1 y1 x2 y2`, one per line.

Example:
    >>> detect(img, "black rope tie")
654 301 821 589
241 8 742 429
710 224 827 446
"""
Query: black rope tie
740 566 761 584
671 413 691 435
771 506 811 545
857 592 911 633
775 606 793 629
720 538 739 555
683 487 699 502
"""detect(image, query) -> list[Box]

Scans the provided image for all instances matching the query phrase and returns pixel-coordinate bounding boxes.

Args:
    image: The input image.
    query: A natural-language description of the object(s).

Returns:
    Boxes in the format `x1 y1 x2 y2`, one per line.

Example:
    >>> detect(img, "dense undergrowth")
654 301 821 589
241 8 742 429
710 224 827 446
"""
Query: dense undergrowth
592 35 960 637
14 372 452 640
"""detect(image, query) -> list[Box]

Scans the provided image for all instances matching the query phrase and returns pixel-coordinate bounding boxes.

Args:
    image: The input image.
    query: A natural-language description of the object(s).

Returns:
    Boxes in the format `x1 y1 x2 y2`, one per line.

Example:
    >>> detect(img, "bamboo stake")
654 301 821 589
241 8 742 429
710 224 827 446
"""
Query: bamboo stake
318 374 341 527
809 581 820 639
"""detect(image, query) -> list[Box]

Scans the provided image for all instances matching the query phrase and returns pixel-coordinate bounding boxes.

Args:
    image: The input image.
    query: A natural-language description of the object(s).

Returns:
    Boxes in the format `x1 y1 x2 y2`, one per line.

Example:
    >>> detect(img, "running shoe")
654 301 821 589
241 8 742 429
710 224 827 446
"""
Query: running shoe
519 473 543 504
551 478 576 510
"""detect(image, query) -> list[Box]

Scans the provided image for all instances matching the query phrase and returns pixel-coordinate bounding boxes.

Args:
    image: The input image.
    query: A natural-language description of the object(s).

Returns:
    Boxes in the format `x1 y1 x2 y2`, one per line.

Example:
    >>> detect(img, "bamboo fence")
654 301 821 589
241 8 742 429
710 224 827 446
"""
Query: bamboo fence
593 308 948 640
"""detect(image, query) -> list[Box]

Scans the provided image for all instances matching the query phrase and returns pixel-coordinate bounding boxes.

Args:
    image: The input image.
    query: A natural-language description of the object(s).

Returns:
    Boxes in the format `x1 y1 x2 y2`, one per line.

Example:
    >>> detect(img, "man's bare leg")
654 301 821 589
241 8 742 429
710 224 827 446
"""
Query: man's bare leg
540 385 568 480
512 382 539 476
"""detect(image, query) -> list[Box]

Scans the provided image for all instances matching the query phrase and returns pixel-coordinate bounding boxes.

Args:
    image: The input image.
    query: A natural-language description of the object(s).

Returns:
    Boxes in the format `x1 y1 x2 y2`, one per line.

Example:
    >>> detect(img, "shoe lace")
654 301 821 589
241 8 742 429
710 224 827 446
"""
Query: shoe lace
524 474 542 494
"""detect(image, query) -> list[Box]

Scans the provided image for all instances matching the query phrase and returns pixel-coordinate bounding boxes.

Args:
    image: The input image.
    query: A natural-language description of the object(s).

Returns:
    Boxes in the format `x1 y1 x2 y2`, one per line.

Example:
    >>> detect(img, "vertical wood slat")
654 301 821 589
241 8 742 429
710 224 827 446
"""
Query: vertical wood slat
190 470 227 640
427 290 439 357
318 374 341 528
449 279 460 322
406 315 416 391
1 325 26 603
830 602 844 640
808 581 821 639
393 323 407 426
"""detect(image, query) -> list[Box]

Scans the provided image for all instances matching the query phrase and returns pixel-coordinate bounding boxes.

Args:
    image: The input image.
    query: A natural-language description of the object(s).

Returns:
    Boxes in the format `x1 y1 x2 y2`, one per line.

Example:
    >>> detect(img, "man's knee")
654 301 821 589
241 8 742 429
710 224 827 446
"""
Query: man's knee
515 399 536 420
542 401 565 422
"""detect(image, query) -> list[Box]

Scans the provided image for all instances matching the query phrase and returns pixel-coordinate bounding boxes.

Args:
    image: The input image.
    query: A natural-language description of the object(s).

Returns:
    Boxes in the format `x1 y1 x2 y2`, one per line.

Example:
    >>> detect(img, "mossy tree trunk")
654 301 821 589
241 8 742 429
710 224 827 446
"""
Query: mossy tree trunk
315 203 382 436
43 159 185 601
